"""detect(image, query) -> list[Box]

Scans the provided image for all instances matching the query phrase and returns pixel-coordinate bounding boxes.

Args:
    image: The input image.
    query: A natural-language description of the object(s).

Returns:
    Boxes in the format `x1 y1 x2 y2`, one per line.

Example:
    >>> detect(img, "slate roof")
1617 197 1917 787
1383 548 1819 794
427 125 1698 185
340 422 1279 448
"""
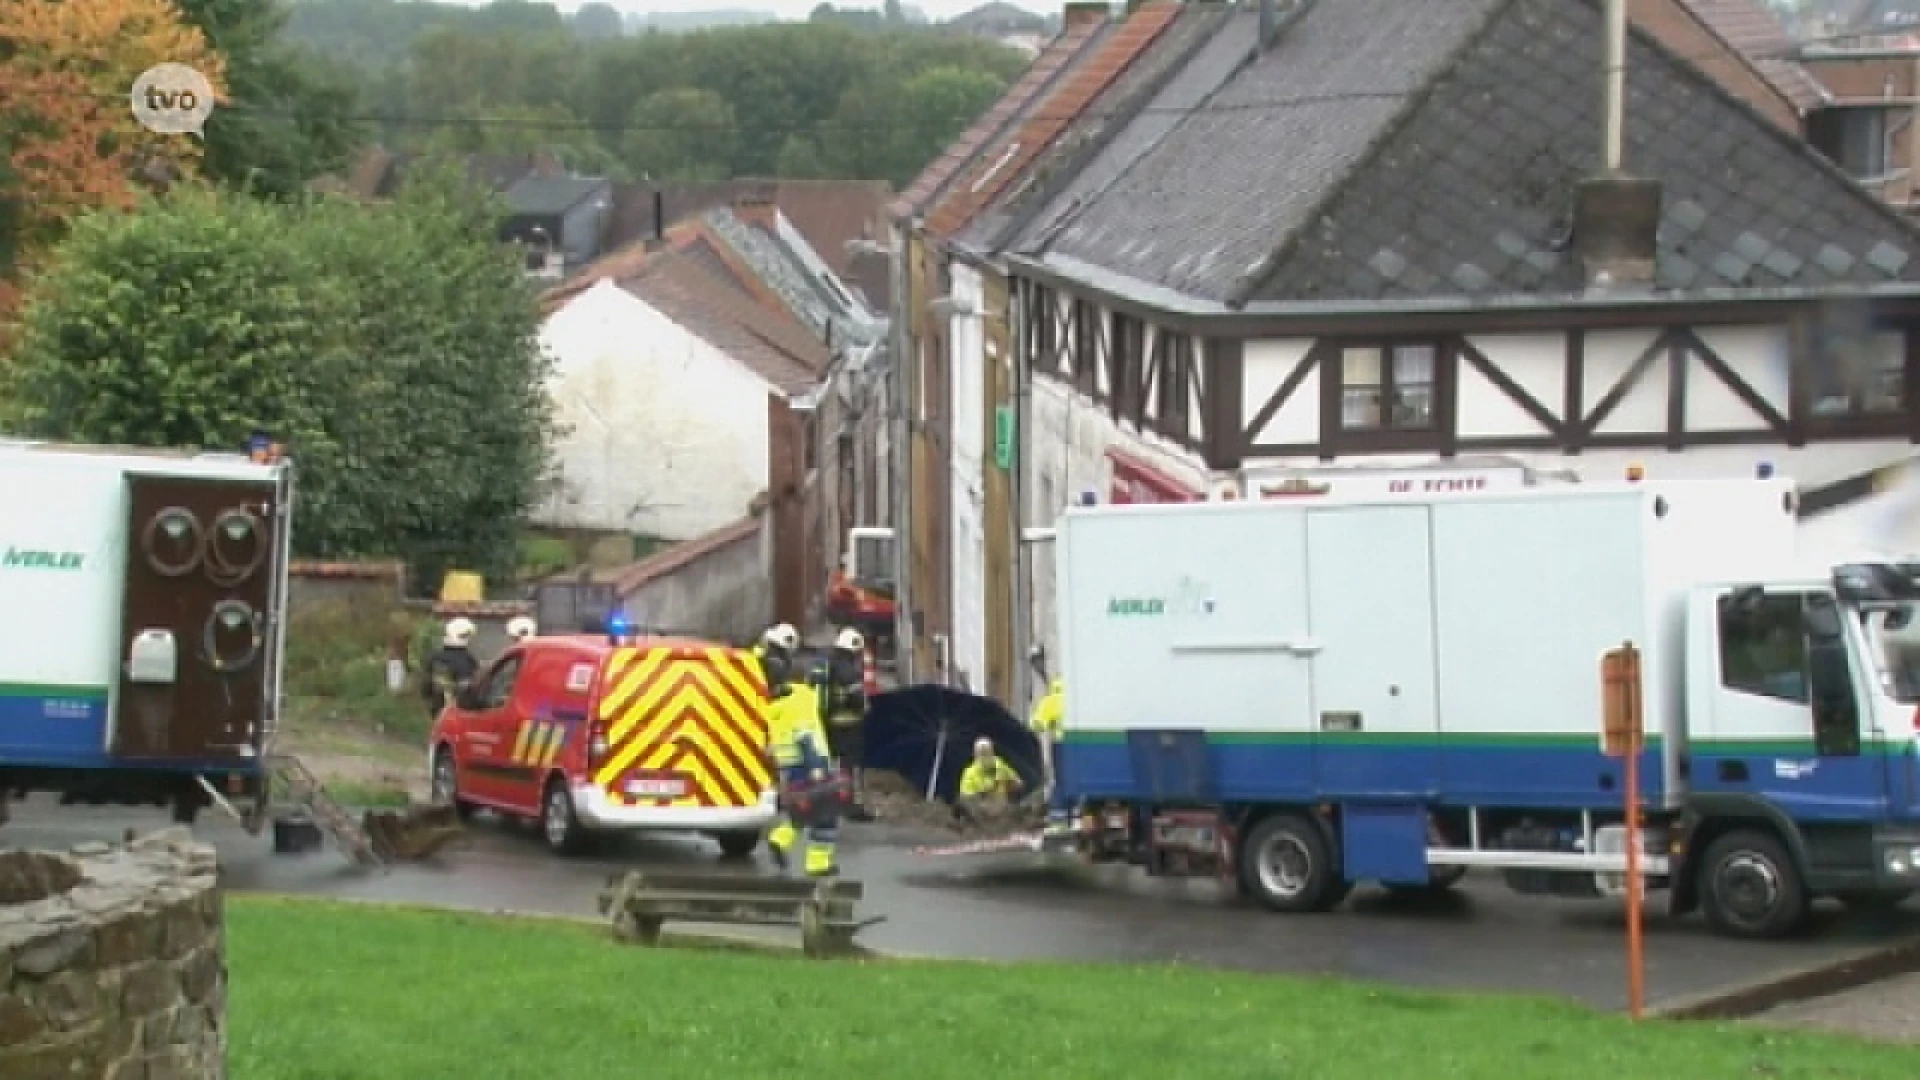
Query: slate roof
506 175 611 217
603 180 889 277
925 2 1183 240
1015 0 1920 312
702 208 883 347
891 15 1110 221
960 2 1238 254
1676 0 1825 113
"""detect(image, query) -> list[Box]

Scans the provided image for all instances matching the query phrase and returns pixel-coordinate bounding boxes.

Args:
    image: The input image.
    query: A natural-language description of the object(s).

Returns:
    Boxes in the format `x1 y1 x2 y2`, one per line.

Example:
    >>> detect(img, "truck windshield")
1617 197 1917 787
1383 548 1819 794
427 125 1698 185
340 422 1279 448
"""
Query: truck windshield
1866 611 1920 704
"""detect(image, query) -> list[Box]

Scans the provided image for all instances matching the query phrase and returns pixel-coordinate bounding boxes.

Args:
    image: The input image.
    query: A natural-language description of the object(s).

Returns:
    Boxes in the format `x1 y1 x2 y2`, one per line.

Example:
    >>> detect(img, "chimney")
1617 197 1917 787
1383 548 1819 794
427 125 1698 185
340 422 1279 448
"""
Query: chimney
646 189 667 251
1063 2 1106 29
1573 0 1660 288
1573 176 1661 288
734 193 779 232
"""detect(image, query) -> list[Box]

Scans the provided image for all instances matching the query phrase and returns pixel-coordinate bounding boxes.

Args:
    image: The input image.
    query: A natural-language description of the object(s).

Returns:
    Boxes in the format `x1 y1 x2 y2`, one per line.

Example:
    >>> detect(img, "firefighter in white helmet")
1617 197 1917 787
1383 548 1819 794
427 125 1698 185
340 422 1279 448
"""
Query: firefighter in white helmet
816 627 871 816
505 615 537 643
421 617 479 718
753 622 801 691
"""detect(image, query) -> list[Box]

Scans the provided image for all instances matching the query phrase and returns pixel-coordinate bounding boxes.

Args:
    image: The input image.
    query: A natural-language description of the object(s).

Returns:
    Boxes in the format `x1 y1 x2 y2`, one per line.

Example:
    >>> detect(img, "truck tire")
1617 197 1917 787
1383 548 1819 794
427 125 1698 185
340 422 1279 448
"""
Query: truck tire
714 830 760 859
1698 829 1809 940
541 776 588 856
431 745 475 821
1238 813 1347 914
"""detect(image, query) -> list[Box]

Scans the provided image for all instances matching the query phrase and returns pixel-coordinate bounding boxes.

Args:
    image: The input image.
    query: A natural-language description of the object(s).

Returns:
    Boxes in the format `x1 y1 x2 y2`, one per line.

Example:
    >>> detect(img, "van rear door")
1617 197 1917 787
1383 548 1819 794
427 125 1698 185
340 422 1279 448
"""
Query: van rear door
591 645 771 810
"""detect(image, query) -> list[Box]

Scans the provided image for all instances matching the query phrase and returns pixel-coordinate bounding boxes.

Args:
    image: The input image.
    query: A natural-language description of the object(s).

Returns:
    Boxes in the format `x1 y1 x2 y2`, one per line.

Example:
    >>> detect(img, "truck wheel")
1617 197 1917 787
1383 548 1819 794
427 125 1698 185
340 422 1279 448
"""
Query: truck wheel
1699 829 1809 940
1239 814 1346 913
431 746 475 821
541 777 587 856
715 830 760 859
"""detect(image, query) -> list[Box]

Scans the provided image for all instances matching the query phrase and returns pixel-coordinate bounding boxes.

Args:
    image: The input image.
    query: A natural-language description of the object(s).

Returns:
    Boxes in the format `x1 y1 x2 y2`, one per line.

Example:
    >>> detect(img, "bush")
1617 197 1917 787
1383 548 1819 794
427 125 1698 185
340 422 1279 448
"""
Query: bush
284 596 433 742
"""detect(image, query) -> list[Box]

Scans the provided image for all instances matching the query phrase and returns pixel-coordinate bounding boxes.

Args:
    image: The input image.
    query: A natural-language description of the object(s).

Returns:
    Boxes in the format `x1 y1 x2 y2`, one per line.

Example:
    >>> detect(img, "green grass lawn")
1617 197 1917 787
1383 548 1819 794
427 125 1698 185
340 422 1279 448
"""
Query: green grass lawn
227 897 1915 1080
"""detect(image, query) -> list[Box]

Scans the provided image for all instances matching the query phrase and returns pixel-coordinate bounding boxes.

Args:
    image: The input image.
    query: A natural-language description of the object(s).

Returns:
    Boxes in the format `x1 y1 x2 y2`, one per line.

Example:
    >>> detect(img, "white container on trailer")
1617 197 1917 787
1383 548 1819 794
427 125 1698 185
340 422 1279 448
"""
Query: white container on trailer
0 441 293 819
1054 477 1800 812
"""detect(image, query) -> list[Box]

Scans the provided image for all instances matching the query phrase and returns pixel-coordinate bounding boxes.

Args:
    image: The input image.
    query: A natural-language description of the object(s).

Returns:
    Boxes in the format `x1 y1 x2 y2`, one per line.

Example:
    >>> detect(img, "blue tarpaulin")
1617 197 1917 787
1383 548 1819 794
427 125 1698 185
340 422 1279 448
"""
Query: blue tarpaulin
861 684 1041 803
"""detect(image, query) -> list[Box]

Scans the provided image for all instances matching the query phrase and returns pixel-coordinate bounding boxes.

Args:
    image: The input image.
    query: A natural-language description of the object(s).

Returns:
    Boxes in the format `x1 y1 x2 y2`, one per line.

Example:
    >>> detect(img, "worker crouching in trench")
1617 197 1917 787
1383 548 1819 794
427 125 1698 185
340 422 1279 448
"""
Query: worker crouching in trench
953 737 1027 828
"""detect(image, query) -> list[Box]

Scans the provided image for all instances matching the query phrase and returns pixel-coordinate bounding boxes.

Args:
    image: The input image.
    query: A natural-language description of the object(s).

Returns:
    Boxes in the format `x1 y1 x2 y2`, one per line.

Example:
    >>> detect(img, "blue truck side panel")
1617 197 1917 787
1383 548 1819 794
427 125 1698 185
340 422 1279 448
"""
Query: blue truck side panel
1059 735 1920 824
1340 804 1431 885
0 685 261 775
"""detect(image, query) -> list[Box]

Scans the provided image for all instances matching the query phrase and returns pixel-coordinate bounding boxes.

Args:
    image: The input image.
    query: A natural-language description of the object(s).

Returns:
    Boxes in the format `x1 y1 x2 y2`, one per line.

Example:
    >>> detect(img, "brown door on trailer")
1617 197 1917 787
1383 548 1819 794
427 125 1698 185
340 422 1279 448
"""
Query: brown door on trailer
115 474 281 760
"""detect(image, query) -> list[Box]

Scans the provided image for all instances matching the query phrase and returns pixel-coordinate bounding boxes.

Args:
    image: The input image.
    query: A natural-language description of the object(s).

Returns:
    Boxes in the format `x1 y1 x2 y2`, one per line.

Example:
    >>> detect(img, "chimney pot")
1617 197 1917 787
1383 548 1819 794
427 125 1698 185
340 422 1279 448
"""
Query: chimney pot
1572 174 1662 288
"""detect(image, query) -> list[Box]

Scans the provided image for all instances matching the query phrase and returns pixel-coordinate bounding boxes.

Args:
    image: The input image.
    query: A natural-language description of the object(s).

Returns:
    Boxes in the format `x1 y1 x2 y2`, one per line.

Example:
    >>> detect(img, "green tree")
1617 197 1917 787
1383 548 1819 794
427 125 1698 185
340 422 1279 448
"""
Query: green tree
571 1 623 39
174 0 364 198
620 88 738 182
888 65 1006 186
774 135 828 179
1 177 555 586
424 102 626 178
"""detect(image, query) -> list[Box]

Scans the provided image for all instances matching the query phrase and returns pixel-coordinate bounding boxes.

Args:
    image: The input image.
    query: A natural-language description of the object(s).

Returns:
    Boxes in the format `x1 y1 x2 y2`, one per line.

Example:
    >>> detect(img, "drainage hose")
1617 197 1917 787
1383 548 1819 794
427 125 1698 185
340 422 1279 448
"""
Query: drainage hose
205 507 267 588
142 507 204 578
204 599 263 675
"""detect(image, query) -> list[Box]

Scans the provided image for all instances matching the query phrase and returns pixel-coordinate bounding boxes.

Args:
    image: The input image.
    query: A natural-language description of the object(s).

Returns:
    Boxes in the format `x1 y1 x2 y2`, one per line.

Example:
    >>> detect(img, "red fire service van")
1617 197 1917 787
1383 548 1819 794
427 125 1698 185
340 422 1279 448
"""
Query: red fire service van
428 623 776 856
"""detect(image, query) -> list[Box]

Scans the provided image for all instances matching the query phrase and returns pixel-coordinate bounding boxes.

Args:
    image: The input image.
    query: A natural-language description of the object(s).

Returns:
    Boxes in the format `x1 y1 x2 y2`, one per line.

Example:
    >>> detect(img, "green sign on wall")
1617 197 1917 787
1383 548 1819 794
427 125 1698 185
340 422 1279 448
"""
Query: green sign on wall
993 406 1015 471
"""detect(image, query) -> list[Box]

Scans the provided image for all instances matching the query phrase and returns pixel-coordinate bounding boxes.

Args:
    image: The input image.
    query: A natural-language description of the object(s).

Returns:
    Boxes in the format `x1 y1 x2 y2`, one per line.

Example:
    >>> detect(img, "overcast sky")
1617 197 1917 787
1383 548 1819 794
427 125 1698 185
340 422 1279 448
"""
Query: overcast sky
455 0 1055 22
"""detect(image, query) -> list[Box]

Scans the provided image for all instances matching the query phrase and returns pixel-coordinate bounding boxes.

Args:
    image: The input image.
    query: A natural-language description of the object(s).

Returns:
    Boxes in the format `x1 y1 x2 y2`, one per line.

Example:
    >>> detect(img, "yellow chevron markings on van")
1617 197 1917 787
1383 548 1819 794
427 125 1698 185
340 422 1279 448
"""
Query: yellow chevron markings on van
509 720 536 765
632 688 756 805
705 648 772 742
537 722 566 767
603 656 695 743
596 649 671 724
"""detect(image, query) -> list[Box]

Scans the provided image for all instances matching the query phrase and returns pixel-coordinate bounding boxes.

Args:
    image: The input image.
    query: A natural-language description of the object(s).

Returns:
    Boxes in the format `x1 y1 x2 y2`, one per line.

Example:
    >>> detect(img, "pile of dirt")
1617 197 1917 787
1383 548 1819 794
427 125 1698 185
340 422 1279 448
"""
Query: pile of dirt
859 770 1044 836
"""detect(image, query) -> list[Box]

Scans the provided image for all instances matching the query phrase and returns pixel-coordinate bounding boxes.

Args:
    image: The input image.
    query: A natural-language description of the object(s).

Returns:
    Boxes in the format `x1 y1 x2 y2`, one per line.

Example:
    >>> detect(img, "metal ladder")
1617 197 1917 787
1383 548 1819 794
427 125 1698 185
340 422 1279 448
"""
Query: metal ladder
268 754 384 867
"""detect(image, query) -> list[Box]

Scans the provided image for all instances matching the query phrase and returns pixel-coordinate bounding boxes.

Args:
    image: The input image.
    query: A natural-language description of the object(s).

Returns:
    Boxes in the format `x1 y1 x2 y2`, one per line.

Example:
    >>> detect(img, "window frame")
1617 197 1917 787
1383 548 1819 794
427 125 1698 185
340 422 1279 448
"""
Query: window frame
1716 592 1812 705
1324 338 1451 453
476 654 524 711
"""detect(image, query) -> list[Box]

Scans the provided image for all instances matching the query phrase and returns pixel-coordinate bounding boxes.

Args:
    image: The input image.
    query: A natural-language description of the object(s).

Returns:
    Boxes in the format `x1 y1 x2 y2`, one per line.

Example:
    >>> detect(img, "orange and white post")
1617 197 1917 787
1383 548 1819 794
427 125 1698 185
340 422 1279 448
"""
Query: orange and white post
1601 642 1646 1020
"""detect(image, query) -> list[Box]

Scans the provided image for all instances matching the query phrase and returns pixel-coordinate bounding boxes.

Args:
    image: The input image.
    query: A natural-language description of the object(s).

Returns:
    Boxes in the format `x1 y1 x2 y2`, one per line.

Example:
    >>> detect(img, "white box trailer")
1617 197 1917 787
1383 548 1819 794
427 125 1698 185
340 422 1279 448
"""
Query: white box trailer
0 441 293 825
1051 476 1920 939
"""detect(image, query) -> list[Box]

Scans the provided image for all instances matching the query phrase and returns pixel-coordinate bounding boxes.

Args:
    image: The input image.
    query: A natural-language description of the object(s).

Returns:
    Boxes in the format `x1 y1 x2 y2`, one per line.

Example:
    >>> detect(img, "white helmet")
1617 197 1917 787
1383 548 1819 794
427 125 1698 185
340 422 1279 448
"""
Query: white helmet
835 627 866 653
505 616 537 641
443 617 476 648
764 623 800 652
973 736 994 755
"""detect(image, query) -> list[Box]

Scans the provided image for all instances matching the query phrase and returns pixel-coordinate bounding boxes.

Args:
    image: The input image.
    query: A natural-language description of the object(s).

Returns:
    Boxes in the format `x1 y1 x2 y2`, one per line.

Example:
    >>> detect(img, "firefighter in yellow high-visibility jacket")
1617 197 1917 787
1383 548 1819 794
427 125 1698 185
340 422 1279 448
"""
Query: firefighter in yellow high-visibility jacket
764 675 840 876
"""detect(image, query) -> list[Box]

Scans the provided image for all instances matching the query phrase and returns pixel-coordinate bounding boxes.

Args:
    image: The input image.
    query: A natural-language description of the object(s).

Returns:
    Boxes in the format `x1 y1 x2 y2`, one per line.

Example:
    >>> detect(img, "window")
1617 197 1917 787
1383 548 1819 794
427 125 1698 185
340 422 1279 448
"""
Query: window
1807 108 1889 180
1811 329 1905 418
476 655 523 711
1339 344 1437 430
1717 592 1809 704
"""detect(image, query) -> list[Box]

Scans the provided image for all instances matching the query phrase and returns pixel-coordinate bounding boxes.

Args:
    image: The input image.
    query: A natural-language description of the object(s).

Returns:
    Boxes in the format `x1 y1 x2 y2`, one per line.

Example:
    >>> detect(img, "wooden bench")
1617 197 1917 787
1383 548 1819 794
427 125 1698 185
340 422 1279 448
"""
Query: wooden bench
596 871 880 958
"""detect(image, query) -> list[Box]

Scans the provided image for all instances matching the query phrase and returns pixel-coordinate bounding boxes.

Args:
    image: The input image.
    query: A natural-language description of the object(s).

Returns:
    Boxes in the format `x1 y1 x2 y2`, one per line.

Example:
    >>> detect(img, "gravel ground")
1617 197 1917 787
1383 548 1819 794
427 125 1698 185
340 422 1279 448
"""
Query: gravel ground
1756 973 1920 1044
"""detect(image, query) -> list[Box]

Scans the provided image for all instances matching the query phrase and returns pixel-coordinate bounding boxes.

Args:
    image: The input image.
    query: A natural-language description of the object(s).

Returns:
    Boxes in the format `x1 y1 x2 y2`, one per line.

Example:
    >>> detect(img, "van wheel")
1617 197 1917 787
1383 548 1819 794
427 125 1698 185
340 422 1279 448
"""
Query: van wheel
1699 829 1809 939
541 777 587 856
715 830 760 859
1238 813 1347 913
431 746 474 820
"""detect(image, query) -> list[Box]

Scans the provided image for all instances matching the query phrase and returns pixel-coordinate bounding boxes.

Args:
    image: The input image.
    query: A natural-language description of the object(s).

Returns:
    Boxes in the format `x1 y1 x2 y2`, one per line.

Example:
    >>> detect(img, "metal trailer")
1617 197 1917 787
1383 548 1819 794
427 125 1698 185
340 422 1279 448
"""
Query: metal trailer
0 441 293 830
1051 474 1920 939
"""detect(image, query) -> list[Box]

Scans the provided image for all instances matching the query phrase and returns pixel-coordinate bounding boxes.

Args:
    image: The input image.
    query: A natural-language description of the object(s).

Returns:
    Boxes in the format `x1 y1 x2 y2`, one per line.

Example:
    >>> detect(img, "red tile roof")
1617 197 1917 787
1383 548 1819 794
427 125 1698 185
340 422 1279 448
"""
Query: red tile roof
1676 0 1824 113
606 180 889 277
889 16 1109 222
923 2 1181 240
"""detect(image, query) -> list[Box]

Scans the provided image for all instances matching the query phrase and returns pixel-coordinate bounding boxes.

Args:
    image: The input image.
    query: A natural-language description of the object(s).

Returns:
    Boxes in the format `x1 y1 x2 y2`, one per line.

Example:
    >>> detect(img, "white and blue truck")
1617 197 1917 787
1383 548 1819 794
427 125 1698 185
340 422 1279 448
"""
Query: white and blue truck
1052 474 1920 939
0 441 293 829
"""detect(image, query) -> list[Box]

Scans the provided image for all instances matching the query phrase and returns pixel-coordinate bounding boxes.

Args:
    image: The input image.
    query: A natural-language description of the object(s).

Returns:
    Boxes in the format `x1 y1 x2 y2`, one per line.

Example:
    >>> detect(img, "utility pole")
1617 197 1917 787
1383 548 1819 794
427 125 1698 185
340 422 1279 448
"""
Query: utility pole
888 226 917 685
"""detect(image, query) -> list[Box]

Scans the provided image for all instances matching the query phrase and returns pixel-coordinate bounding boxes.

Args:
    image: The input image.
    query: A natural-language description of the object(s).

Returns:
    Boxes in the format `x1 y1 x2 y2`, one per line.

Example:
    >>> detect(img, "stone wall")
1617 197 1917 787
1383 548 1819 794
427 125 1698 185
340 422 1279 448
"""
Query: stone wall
0 829 225 1080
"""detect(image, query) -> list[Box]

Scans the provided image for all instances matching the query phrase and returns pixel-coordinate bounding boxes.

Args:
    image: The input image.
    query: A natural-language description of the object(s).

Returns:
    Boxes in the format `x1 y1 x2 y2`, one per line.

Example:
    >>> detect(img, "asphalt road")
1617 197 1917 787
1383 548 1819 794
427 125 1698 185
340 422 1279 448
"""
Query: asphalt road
7 795 1920 1013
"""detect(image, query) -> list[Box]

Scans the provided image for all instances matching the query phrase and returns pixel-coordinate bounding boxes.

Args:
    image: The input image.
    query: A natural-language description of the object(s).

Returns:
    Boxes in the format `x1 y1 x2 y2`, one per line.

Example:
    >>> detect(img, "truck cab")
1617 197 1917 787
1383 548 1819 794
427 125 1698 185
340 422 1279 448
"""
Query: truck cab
427 626 777 857
1667 564 1920 933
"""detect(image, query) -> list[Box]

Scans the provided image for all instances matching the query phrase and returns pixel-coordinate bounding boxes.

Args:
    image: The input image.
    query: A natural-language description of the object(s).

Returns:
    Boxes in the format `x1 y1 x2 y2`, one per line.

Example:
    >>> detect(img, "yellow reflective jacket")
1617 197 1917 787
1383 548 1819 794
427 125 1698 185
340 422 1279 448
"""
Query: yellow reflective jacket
1029 681 1064 742
767 682 827 768
960 756 1020 798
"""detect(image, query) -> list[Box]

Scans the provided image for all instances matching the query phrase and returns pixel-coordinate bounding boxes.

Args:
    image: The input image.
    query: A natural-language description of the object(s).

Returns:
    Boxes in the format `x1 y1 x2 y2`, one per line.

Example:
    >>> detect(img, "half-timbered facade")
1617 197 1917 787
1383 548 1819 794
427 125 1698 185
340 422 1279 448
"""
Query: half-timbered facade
897 0 1920 709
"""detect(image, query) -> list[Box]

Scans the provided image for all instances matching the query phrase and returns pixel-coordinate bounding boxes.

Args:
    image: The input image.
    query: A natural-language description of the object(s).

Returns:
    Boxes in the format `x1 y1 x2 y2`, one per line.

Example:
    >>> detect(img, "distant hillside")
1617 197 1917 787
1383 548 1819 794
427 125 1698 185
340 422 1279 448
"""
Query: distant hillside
623 8 780 32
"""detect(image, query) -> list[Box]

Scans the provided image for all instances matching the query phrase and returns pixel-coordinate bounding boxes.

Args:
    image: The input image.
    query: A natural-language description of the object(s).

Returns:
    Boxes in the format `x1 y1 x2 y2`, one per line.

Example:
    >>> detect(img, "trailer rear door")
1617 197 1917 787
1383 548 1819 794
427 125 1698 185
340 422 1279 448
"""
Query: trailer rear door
114 473 281 761
1306 506 1441 796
